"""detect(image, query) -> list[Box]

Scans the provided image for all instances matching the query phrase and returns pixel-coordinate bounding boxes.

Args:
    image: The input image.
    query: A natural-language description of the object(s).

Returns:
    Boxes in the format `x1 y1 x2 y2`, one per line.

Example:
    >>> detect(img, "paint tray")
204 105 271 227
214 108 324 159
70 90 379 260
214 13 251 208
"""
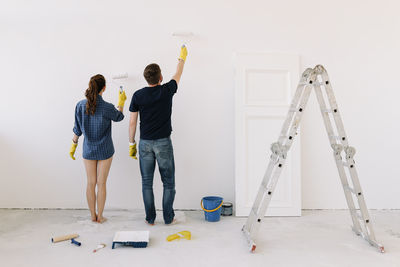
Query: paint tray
112 231 149 249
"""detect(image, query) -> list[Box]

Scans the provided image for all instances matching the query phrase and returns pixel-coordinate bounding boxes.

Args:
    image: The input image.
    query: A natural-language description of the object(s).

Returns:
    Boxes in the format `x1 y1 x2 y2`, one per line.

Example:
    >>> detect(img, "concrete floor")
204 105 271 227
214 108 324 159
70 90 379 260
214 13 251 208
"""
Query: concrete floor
0 209 399 267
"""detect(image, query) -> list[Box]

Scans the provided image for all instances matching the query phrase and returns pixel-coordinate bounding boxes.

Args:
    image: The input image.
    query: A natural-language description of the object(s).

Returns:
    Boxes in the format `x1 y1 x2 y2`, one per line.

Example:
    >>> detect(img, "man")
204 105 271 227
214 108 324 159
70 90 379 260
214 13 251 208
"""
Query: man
128 45 187 225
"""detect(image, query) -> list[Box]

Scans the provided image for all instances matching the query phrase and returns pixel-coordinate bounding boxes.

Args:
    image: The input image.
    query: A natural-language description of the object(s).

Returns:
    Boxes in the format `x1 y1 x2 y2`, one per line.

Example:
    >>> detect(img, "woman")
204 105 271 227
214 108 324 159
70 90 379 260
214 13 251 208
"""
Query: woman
69 74 127 223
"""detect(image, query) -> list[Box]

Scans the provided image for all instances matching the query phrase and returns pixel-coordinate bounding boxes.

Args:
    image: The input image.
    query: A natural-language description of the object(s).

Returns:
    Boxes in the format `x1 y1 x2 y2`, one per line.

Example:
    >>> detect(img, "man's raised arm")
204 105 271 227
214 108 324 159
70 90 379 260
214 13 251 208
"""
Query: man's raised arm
172 45 188 84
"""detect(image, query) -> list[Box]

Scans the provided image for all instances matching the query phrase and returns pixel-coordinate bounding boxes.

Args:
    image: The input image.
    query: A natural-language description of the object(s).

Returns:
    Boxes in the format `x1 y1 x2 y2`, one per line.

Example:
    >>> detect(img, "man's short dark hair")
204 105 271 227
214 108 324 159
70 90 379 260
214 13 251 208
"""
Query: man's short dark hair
143 63 161 85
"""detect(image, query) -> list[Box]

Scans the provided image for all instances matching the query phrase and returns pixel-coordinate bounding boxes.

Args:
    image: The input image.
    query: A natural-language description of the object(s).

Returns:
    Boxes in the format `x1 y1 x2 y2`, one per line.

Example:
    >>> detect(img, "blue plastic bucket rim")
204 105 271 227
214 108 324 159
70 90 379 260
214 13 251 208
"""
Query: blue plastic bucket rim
202 196 223 202
201 196 223 213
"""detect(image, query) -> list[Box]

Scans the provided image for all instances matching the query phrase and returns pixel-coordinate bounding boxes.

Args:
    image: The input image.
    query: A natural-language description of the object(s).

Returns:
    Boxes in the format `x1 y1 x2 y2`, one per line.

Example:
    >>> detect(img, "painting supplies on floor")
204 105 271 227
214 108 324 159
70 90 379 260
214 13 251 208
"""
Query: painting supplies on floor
112 231 149 249
51 234 82 247
221 202 233 216
93 243 106 253
201 196 223 222
51 234 78 243
166 231 191 242
71 238 81 246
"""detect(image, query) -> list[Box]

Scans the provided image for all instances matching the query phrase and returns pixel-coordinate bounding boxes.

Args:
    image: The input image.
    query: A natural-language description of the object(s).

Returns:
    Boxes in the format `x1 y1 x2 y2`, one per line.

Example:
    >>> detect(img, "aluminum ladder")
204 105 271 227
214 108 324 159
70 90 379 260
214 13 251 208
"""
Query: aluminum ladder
242 65 384 253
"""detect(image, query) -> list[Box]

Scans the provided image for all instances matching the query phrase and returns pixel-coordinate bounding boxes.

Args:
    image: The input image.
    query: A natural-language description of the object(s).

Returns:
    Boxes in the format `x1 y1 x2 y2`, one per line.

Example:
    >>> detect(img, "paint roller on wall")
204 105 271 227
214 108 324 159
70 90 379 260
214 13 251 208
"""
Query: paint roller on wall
112 73 128 92
112 73 128 80
172 31 194 37
172 31 194 46
110 33 191 92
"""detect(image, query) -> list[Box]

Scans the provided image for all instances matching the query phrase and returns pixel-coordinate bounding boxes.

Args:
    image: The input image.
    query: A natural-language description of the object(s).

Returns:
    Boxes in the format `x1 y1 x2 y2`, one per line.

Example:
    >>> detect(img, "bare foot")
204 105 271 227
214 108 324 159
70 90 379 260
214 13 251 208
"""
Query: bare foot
97 216 107 223
91 214 97 222
166 219 177 225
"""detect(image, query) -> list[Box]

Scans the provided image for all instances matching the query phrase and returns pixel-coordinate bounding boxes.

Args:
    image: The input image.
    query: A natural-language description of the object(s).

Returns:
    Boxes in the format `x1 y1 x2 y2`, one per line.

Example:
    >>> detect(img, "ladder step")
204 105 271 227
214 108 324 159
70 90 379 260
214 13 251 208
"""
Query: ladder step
330 135 346 141
251 207 263 222
280 134 297 139
298 82 310 86
344 185 356 194
355 211 369 223
344 185 363 196
261 183 273 196
342 161 354 168
251 207 258 216
261 181 268 190
314 81 330 86
321 108 338 113
289 108 300 112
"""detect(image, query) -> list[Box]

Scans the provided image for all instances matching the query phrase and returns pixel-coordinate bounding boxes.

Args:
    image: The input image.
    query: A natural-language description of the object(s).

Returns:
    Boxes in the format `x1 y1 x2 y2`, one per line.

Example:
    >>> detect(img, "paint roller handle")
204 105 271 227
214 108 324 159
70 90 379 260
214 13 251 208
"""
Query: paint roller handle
71 238 81 246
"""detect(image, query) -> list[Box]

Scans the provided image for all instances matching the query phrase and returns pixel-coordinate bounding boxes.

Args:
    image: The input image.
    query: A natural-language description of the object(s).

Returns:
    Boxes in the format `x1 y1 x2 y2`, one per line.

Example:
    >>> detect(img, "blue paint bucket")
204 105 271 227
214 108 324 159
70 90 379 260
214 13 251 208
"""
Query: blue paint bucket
201 196 223 222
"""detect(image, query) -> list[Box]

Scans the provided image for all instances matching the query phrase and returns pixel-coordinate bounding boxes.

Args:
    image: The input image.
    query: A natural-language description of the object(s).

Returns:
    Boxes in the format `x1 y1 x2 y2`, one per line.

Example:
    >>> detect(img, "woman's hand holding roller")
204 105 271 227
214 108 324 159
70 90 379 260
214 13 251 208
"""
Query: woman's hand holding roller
118 90 127 108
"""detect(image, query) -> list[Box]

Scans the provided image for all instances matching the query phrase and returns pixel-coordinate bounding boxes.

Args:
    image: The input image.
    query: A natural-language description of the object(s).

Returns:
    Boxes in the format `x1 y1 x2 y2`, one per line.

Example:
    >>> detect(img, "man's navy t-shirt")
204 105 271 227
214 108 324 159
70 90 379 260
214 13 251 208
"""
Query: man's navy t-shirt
129 80 177 140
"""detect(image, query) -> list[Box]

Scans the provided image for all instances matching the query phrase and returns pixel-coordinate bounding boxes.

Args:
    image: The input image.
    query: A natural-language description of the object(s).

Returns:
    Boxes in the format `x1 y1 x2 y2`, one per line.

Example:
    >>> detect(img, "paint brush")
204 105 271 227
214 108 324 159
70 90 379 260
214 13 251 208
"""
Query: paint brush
93 243 106 253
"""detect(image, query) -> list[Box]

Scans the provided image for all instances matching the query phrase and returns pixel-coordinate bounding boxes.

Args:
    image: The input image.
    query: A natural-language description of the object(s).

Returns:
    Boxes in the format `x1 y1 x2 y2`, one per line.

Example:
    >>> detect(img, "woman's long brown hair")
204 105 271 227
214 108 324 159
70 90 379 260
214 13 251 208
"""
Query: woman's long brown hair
85 74 105 115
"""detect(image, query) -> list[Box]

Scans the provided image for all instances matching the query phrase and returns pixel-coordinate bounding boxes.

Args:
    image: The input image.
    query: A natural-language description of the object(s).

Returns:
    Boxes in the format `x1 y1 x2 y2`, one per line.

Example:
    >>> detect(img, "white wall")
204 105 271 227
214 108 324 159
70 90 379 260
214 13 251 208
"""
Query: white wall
1 0 399 210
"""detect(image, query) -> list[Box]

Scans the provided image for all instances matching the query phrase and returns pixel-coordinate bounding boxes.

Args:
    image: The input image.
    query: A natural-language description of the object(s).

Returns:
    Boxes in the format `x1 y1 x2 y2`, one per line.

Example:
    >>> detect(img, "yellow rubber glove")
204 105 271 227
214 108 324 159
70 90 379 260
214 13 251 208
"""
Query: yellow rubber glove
178 45 188 61
69 142 78 160
129 143 137 159
167 231 191 242
118 90 127 107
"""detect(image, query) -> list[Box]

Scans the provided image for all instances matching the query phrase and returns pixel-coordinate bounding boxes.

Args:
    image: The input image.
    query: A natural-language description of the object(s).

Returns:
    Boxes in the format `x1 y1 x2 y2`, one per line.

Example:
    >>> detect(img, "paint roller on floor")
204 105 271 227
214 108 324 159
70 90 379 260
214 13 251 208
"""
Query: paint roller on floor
51 234 81 246
51 233 78 243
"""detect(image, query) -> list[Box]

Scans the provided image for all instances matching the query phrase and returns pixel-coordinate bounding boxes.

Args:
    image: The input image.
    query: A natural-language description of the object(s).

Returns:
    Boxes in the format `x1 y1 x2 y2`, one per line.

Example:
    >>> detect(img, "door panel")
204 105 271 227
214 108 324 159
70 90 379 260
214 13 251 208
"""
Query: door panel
235 53 301 216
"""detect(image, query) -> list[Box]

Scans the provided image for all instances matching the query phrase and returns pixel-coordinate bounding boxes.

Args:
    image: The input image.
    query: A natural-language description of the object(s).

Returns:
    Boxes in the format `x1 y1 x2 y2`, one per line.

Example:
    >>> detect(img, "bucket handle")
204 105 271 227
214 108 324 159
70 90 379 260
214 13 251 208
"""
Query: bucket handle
201 199 223 212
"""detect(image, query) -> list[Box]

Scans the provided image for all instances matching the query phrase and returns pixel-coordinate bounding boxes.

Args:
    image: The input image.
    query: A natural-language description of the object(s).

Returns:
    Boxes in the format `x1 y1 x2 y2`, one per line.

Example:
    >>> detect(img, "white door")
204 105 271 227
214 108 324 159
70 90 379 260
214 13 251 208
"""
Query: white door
235 53 301 216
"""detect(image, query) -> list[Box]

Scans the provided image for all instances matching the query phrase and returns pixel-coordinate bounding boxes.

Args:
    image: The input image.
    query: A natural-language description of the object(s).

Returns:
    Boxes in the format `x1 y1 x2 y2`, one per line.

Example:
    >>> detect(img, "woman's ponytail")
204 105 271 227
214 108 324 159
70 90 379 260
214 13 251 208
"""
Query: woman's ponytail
85 74 105 115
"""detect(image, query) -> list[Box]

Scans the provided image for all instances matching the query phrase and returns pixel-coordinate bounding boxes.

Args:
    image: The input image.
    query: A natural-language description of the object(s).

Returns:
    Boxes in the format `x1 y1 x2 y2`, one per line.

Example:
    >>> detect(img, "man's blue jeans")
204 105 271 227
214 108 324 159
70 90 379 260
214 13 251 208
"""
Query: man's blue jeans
139 137 175 224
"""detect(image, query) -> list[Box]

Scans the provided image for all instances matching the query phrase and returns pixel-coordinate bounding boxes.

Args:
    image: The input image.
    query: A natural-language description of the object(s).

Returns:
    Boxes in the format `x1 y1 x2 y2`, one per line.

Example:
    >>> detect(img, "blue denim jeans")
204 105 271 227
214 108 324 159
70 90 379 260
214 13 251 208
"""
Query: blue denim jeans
139 137 175 224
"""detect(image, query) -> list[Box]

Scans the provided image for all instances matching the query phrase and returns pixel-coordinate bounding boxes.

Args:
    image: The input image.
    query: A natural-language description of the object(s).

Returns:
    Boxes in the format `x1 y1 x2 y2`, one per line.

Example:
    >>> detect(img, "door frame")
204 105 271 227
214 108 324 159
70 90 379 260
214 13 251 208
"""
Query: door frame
234 52 301 216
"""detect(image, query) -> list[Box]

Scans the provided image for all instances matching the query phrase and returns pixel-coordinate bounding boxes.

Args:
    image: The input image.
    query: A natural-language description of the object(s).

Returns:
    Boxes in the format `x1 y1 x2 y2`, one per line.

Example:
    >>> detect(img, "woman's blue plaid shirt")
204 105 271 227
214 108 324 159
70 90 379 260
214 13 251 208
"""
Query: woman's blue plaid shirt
73 95 124 160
